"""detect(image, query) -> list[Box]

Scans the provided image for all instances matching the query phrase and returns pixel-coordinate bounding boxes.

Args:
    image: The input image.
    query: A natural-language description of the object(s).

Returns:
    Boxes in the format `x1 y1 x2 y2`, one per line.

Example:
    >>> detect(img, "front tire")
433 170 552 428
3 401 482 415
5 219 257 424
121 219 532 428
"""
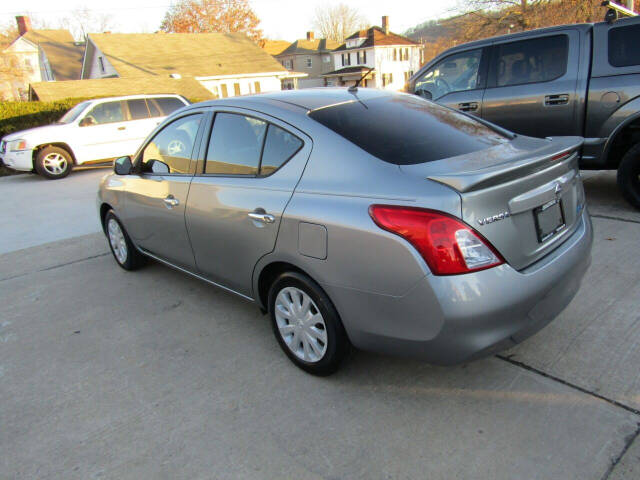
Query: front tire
617 143 640 210
104 211 146 270
268 272 350 376
34 146 73 179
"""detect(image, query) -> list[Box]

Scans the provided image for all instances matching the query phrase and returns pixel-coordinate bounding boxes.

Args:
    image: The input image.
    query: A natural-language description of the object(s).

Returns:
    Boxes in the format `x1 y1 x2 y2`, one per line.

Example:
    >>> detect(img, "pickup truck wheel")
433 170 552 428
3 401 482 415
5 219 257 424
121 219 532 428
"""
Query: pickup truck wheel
617 144 640 210
34 146 73 179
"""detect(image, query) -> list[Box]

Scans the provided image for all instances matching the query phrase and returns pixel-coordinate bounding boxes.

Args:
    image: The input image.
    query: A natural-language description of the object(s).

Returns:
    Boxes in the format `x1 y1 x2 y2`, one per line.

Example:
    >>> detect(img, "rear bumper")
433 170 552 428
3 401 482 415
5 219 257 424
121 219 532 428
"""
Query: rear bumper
325 209 593 365
0 150 34 172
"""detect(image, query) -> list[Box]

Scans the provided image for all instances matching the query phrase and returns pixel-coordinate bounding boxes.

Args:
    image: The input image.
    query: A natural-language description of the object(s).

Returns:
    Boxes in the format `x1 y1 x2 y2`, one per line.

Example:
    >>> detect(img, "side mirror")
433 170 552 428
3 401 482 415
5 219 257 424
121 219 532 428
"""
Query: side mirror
79 117 95 127
416 88 433 100
114 156 133 175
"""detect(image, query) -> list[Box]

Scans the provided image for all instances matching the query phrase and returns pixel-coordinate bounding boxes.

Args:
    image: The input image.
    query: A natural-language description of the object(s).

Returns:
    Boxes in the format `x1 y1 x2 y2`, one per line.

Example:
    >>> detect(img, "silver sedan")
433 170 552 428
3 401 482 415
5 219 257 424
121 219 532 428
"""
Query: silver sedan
98 88 592 375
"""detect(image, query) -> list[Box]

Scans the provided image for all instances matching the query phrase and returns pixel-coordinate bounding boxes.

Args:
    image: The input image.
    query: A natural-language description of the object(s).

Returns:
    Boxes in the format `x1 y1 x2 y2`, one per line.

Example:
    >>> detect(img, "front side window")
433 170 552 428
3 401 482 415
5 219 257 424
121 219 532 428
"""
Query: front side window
414 48 482 100
83 101 125 125
493 35 568 87
309 95 508 165
127 99 149 120
140 114 202 174
609 24 640 67
205 113 267 175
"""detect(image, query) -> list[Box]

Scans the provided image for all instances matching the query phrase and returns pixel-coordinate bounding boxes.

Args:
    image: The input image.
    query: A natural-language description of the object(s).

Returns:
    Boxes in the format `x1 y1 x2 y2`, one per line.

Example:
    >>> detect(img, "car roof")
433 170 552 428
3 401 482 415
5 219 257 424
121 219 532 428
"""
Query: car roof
194 87 391 112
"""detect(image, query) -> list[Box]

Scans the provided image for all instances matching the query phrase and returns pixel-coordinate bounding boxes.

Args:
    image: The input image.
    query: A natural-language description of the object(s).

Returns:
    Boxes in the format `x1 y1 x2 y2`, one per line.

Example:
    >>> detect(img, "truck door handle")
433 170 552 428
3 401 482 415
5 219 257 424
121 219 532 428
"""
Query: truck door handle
458 102 478 112
544 94 569 106
163 195 179 208
248 211 275 224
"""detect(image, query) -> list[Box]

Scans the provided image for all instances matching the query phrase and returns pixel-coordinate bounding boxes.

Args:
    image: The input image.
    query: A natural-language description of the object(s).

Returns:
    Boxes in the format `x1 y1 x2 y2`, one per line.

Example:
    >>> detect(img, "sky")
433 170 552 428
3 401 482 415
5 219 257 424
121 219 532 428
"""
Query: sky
0 0 456 41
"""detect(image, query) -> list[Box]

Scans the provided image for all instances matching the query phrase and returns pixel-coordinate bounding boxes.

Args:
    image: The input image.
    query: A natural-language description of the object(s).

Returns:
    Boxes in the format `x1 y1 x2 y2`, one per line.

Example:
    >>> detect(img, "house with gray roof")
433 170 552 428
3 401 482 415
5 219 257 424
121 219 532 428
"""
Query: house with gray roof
275 32 340 88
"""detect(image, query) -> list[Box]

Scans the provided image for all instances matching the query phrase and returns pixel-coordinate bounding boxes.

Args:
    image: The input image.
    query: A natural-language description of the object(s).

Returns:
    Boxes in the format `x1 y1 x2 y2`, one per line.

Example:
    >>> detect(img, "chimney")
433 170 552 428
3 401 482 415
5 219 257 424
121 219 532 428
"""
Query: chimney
382 16 389 35
16 16 32 36
306 31 314 41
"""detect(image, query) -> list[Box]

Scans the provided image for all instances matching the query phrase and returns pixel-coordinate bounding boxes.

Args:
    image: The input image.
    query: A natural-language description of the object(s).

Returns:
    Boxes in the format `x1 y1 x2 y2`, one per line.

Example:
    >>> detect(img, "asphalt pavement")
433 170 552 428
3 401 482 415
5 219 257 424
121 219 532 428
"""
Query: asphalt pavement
0 168 639 479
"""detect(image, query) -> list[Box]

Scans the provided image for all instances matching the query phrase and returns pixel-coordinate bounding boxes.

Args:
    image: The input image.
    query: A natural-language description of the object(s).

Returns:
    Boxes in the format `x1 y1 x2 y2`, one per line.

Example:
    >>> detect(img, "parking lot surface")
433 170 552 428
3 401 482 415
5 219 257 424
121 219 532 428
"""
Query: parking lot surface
1 169 639 479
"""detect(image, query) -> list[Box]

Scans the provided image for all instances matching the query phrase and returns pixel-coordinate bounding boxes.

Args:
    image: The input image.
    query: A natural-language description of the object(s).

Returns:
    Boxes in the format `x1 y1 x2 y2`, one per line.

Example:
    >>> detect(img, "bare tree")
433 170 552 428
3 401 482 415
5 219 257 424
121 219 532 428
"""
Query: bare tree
58 7 115 41
312 3 369 44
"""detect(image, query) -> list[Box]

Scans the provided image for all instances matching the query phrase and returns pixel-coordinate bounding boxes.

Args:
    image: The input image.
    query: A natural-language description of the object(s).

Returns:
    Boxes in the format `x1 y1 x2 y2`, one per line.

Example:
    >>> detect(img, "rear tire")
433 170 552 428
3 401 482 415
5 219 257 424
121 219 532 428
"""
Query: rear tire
268 271 350 376
104 211 146 271
34 146 73 179
617 143 640 210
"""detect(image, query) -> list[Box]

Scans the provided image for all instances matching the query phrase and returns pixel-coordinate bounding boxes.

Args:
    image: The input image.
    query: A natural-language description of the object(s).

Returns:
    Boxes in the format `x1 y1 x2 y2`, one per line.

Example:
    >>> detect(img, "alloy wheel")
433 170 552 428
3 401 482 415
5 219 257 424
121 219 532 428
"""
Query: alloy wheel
42 153 68 175
274 286 327 362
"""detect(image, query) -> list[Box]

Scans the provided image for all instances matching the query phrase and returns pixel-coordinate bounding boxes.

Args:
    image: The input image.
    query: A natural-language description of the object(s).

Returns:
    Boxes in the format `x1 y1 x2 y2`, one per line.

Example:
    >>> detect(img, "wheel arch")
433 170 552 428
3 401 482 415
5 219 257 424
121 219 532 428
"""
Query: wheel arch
99 203 114 232
33 142 77 165
255 260 308 312
601 108 640 169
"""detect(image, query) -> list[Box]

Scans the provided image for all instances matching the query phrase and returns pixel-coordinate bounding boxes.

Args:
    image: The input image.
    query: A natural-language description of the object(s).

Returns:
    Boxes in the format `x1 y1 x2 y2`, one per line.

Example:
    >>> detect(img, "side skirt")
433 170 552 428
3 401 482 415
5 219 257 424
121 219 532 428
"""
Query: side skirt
138 247 255 303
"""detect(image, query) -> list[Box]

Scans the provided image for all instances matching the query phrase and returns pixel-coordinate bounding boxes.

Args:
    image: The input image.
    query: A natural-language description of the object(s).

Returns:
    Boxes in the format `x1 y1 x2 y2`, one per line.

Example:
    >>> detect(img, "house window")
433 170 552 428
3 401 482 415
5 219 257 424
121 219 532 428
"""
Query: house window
254 81 261 93
363 50 367 63
220 84 228 98
234 83 241 96
323 55 330 63
393 49 397 61
382 73 394 87
98 56 105 73
306 57 312 68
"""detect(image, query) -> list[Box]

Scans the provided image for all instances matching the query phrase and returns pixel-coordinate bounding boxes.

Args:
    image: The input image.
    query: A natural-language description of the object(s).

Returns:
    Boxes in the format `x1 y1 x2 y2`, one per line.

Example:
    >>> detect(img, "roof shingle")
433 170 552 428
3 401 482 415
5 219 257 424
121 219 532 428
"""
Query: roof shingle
22 29 84 80
30 76 215 102
278 38 340 56
334 26 417 51
89 32 287 78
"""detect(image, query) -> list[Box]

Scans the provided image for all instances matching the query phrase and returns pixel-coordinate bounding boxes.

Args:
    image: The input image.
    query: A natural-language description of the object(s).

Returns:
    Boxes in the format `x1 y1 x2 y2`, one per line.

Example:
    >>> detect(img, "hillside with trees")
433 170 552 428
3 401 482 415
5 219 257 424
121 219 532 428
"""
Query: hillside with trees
407 0 640 60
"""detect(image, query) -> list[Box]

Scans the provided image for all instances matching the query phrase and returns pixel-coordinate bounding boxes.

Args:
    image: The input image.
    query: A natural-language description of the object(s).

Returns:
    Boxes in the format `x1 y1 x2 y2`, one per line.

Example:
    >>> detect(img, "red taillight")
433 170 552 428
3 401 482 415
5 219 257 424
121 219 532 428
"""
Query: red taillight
369 205 504 275
551 150 573 161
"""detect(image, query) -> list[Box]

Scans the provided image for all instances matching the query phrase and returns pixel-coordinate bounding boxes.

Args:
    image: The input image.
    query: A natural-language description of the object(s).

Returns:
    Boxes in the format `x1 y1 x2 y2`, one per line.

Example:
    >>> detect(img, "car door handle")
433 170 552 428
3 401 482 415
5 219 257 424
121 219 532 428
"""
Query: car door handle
544 94 569 106
458 102 478 112
117 126 126 130
248 212 275 224
163 195 179 208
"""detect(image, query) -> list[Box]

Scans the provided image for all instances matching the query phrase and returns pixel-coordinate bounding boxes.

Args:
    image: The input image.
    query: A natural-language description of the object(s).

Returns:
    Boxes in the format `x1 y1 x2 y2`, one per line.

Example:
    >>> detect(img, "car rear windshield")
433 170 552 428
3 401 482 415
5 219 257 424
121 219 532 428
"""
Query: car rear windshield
308 95 509 165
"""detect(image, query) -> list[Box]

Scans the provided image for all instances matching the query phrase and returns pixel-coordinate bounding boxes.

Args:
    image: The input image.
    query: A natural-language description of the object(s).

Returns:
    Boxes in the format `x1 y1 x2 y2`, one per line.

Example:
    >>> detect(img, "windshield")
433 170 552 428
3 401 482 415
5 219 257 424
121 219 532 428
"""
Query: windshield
57 101 91 124
308 94 509 165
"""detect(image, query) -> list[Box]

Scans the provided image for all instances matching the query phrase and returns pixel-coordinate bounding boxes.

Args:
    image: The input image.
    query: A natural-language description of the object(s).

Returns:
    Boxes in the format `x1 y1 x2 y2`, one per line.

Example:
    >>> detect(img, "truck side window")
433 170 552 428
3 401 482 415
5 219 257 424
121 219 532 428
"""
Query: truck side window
492 35 568 87
609 25 640 67
414 49 482 100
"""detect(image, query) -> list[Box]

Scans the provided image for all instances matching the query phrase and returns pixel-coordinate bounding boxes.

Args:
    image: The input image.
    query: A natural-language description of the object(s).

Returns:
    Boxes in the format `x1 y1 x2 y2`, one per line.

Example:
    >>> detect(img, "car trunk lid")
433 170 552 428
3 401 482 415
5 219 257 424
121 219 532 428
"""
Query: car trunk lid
400 135 585 270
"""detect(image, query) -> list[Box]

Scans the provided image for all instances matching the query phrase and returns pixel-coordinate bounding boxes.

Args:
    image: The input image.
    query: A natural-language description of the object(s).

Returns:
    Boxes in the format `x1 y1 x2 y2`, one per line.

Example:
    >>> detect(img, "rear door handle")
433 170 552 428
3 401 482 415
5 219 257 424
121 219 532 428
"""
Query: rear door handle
458 102 478 112
163 195 179 208
544 94 569 106
248 212 275 224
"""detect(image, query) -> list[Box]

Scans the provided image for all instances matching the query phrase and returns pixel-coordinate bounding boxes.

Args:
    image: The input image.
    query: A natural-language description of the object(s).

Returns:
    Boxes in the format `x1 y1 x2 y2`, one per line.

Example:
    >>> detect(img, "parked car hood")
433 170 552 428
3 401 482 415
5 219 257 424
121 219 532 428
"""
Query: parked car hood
2 124 67 142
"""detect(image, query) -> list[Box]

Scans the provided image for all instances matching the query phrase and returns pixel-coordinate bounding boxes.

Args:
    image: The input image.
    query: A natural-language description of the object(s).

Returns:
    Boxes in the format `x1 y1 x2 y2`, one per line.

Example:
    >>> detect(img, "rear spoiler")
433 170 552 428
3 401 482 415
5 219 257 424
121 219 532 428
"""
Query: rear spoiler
424 137 584 193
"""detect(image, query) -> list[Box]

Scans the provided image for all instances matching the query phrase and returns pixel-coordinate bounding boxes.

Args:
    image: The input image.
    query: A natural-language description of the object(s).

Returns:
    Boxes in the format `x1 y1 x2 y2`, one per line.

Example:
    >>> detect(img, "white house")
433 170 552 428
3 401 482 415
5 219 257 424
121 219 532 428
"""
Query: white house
81 32 304 98
322 16 424 91
0 16 83 100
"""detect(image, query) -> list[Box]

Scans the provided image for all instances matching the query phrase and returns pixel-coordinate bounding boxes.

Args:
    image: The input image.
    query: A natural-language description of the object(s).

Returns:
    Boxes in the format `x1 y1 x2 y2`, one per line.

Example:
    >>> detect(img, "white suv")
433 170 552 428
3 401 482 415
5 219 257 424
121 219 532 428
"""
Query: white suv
0 94 190 179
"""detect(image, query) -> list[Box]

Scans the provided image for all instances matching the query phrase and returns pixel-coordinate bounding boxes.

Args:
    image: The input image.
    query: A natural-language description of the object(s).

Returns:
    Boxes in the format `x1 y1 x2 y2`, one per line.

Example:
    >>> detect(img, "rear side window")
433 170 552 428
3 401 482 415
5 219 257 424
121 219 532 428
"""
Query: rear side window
260 125 303 175
206 113 267 175
147 99 162 117
155 97 186 115
308 95 508 165
609 25 640 67
127 99 149 120
493 35 568 87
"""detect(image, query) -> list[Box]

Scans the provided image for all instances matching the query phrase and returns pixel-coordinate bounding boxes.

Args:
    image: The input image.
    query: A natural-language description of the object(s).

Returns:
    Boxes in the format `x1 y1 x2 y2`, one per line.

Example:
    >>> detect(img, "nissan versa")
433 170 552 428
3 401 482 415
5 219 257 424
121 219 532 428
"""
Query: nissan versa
97 88 593 375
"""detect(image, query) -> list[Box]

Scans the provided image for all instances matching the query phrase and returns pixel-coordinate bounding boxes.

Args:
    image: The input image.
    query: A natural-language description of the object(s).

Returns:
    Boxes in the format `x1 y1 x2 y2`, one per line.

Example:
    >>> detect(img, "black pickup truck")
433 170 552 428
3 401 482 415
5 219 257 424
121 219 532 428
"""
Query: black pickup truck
406 15 640 208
